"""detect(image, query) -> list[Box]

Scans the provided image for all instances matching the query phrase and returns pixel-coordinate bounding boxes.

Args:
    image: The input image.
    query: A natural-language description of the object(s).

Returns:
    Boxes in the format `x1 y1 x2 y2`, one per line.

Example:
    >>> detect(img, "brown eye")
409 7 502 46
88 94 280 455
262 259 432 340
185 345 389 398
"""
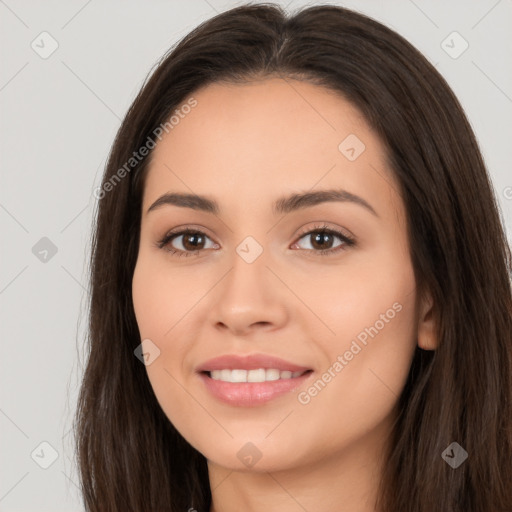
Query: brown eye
158 229 218 257
292 225 356 256
177 232 207 251
304 231 338 250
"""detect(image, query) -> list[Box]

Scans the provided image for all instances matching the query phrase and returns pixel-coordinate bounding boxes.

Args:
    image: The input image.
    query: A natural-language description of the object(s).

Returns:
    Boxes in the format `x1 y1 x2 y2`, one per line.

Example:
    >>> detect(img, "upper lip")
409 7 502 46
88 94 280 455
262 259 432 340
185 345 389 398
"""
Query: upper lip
196 353 312 373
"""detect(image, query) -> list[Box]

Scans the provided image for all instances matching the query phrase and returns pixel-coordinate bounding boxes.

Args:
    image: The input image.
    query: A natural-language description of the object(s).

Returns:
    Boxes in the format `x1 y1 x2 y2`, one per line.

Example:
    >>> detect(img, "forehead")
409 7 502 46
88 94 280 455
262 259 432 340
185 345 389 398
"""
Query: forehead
152 77 371 165
142 78 402 224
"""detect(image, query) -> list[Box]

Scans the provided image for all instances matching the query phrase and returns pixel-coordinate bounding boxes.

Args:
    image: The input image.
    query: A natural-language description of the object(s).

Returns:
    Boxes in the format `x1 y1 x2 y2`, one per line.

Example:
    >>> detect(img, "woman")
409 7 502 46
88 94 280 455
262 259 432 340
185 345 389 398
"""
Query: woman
74 3 512 511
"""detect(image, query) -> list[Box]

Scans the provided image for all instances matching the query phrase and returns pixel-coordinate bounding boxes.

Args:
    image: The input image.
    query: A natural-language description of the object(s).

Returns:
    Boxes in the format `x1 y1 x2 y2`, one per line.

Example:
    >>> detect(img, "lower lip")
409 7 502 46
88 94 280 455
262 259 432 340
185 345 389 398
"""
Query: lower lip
198 371 313 407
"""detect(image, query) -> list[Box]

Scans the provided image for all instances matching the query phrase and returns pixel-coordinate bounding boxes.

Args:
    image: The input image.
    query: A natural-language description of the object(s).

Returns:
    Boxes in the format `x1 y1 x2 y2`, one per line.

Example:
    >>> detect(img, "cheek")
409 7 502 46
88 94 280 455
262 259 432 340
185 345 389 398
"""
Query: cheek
132 256 186 381
132 252 197 338
296 254 417 434
132 256 200 428
291 243 415 348
302 292 416 447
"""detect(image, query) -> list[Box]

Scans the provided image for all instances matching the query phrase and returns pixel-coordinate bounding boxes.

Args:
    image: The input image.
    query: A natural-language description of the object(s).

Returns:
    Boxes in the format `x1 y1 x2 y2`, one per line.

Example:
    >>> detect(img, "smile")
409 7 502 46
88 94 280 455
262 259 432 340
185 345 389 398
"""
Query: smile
208 368 308 382
196 353 314 406
198 369 314 407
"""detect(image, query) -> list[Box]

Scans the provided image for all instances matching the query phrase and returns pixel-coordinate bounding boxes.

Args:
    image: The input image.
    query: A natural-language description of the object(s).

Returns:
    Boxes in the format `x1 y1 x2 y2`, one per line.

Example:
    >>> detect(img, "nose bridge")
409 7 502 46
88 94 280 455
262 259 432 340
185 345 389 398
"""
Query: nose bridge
209 236 288 333
222 236 270 301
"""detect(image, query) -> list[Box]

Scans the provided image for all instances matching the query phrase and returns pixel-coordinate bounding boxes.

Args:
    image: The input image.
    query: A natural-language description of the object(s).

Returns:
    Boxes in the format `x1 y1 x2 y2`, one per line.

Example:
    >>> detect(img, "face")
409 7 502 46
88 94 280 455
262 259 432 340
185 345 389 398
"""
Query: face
132 77 430 474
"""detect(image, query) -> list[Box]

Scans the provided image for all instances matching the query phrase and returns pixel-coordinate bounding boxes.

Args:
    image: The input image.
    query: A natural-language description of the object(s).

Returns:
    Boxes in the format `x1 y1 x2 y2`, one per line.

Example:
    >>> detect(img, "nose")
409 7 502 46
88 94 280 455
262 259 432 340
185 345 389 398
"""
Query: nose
209 254 289 337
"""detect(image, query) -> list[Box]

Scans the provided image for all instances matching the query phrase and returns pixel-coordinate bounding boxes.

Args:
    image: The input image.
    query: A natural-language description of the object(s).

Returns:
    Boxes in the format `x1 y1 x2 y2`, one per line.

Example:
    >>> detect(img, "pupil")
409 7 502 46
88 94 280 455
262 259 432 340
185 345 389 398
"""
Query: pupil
312 232 332 250
185 233 203 250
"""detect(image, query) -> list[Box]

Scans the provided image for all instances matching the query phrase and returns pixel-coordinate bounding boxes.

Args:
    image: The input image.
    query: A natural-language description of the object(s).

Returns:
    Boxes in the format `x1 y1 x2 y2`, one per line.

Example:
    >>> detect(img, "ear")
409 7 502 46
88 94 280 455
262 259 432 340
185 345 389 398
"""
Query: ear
417 290 437 350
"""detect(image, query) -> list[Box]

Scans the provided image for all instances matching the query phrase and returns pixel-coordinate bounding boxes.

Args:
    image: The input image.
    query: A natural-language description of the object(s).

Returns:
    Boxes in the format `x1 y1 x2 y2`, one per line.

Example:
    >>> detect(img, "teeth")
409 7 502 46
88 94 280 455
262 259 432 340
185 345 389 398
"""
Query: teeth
209 368 306 382
230 369 247 382
247 368 265 382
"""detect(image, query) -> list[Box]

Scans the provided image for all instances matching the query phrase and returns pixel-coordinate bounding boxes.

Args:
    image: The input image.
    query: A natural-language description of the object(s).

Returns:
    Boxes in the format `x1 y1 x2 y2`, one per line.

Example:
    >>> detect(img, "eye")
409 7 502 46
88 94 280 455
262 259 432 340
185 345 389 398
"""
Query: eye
156 223 355 258
291 223 355 256
157 228 219 257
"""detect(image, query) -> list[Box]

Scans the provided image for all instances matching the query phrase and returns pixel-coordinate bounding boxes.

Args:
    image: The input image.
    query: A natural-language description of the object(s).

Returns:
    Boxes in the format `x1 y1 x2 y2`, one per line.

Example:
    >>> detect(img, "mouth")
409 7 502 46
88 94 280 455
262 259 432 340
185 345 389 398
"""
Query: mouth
196 353 314 406
198 368 314 407
202 368 312 383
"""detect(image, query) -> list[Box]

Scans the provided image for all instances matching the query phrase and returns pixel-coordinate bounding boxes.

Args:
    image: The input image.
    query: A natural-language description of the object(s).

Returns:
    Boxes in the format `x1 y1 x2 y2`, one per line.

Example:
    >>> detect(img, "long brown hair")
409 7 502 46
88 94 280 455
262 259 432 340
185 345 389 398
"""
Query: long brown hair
73 3 512 511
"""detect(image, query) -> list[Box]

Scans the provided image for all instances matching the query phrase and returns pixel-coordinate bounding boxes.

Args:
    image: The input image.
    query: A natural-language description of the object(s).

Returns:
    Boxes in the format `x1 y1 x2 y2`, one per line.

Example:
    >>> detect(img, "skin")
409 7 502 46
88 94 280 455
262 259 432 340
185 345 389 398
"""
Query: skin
132 77 436 512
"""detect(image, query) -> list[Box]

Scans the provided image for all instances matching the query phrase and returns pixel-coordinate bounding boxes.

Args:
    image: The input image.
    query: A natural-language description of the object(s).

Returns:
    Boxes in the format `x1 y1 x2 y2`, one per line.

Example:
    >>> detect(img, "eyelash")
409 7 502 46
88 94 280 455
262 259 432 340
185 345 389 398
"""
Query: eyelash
156 223 356 258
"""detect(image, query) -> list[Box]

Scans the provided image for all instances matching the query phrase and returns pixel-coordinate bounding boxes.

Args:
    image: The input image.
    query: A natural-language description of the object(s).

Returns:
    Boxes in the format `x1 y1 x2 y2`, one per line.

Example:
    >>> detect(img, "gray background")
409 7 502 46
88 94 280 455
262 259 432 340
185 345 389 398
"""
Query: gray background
1 0 511 510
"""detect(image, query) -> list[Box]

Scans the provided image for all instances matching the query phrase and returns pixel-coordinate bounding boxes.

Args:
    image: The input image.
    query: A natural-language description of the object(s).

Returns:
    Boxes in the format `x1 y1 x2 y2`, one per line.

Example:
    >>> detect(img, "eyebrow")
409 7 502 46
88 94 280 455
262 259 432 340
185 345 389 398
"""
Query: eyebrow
146 188 379 217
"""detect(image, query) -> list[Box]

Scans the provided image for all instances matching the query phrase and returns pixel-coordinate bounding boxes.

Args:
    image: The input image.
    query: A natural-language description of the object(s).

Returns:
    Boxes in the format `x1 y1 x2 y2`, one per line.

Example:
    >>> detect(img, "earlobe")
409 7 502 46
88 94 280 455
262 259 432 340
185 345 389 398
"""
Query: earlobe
417 291 437 350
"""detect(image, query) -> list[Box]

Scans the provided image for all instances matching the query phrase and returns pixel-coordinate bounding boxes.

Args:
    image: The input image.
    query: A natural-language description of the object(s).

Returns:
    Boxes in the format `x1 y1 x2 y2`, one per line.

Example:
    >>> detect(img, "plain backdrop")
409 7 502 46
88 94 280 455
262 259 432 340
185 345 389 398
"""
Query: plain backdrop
1 0 511 510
